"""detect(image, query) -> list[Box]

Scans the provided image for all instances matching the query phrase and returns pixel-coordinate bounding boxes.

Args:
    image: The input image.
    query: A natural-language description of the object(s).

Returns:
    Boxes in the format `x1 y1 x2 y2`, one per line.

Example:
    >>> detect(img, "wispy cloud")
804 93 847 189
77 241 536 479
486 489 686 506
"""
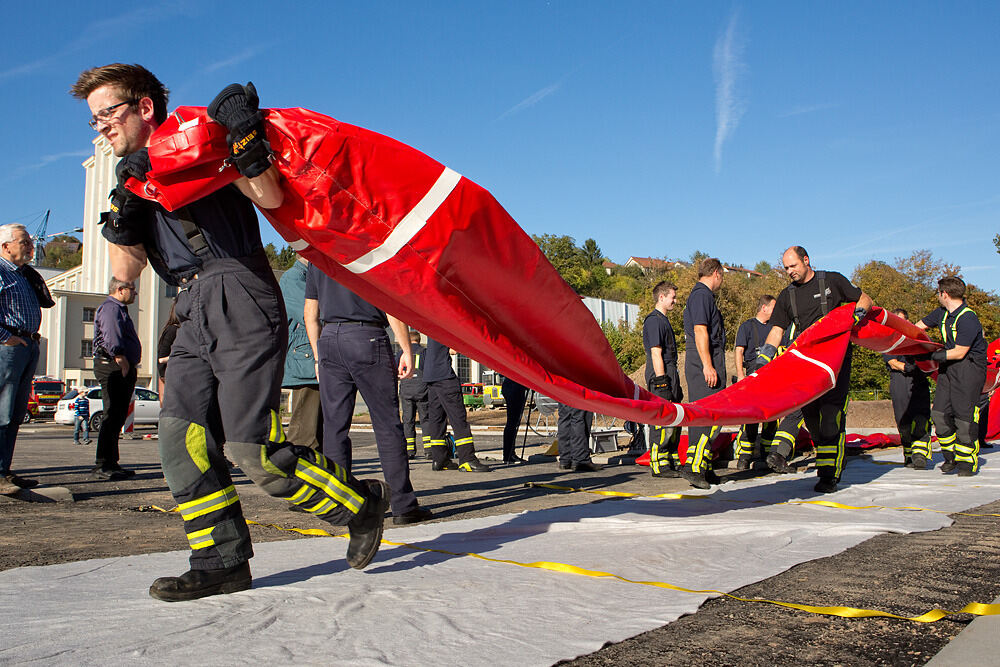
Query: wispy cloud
497 81 562 121
16 151 92 174
0 6 187 82
713 10 746 173
779 102 835 118
203 47 267 74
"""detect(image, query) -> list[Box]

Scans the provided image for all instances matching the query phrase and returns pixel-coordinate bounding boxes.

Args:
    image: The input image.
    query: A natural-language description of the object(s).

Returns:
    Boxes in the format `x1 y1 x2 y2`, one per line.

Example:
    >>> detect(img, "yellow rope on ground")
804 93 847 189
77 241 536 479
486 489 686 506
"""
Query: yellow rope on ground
141 498 1000 623
524 482 1000 517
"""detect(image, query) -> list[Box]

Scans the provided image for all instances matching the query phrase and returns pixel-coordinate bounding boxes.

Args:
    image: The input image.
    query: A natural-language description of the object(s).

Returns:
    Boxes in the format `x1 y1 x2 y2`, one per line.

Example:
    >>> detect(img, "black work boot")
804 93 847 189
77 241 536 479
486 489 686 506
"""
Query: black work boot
346 479 391 570
910 454 928 470
940 452 957 473
432 458 459 471
148 561 252 602
735 456 752 471
766 452 795 474
956 462 976 477
680 466 710 490
458 457 491 472
814 473 838 494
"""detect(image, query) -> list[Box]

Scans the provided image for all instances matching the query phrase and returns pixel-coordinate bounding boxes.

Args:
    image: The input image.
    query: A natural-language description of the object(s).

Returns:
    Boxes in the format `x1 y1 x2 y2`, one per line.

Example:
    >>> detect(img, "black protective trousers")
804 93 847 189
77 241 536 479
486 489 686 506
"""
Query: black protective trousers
932 358 987 469
399 380 430 456
424 377 478 466
159 255 370 571
801 347 852 481
93 357 137 469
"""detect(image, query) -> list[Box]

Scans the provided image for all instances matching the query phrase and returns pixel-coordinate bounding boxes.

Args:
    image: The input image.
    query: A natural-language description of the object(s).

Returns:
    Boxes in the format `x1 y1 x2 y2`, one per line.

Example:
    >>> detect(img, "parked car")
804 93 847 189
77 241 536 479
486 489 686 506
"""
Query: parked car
29 377 65 420
55 386 160 432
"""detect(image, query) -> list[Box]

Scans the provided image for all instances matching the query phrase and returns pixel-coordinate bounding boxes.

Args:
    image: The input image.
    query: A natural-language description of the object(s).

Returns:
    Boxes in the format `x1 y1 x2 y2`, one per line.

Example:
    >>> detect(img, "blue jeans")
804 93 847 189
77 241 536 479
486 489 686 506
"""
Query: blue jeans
74 416 90 444
0 341 40 475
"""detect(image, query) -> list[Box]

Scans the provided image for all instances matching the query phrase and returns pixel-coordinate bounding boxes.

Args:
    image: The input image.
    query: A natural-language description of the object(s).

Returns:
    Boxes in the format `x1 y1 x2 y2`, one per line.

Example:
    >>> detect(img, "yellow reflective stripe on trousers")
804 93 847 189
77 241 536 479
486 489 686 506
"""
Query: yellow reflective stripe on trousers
186 526 215 550
454 437 474 447
286 483 317 506
177 485 240 521
270 409 286 444
295 460 365 514
429 439 448 447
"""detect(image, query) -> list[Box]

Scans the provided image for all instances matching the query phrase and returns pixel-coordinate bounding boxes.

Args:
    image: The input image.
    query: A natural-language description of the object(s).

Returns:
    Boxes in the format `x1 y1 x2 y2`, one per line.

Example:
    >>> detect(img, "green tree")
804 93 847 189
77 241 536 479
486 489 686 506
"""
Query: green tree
754 259 773 275
532 234 609 296
264 243 298 270
601 318 645 374
39 235 83 270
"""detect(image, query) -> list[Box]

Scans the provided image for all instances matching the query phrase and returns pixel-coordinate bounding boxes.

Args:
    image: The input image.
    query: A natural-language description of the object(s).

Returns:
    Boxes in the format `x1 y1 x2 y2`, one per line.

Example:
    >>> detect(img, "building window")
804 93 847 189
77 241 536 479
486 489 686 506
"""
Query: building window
456 354 471 383
82 307 95 323
81 340 93 358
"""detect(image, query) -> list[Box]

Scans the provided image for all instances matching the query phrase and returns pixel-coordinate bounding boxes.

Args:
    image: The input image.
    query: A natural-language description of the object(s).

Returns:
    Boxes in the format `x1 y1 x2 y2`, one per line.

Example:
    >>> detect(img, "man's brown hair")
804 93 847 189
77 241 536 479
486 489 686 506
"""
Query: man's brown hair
698 257 722 278
70 63 170 124
652 281 677 301
938 276 966 300
757 294 776 311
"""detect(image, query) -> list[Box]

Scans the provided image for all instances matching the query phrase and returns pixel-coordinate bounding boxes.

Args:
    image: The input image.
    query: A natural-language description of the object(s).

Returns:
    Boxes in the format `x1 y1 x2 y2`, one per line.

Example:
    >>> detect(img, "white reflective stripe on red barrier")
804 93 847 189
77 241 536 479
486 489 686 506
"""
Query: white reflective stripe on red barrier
342 167 462 275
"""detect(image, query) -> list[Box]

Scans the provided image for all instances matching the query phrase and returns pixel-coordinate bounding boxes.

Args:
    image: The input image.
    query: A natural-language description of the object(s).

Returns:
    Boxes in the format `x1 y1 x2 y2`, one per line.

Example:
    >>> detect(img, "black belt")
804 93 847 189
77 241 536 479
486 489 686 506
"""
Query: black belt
323 320 386 328
1 324 39 342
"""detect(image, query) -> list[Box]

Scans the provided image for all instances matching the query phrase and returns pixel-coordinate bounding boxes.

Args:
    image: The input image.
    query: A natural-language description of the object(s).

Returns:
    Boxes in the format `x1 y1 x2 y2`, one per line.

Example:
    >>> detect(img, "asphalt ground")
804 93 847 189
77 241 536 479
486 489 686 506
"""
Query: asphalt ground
3 420 999 666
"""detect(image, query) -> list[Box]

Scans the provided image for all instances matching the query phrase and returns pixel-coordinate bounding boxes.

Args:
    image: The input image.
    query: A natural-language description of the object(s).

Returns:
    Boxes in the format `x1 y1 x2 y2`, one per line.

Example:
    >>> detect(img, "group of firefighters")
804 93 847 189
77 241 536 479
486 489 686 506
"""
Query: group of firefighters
640 251 990 492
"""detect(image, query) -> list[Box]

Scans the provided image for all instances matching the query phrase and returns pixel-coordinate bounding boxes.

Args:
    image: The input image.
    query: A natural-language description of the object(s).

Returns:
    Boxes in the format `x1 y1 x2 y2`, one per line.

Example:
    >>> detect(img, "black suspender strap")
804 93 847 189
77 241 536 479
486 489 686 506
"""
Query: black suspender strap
788 270 828 336
175 206 212 260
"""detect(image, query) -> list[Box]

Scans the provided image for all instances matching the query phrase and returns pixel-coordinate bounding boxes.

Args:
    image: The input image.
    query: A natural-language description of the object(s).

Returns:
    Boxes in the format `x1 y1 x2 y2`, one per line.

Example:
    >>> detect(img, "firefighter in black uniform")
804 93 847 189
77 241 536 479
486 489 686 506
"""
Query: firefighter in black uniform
398 330 430 458
72 65 390 601
557 403 602 472
422 338 491 472
643 281 682 477
917 276 988 476
303 265 432 525
883 309 932 469
501 376 529 464
733 295 778 470
764 326 804 474
757 246 873 493
681 258 727 489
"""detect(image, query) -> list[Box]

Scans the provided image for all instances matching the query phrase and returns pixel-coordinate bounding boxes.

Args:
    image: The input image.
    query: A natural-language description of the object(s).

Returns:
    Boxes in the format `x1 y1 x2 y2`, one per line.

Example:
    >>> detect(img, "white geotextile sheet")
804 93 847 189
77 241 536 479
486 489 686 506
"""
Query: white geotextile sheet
4 450 1000 666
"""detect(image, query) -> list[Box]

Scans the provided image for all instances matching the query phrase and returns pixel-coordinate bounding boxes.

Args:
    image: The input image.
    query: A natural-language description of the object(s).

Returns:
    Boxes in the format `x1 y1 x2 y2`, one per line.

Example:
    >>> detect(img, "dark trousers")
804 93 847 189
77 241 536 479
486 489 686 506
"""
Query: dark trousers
802 348 852 480
399 380 429 455
735 420 778 459
93 357 137 469
425 378 477 465
317 324 418 516
501 378 528 461
770 409 804 459
0 340 39 475
558 404 593 465
285 385 323 450
889 377 931 460
684 356 726 473
646 378 680 473
932 359 987 469
159 256 370 571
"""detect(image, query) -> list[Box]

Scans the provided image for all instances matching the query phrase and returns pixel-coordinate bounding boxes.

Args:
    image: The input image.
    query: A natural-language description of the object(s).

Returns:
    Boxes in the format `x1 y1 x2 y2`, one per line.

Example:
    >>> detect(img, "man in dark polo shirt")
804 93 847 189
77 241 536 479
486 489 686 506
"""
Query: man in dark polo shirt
304 264 432 524
681 258 727 489
92 276 141 480
732 294 777 470
758 246 873 493
916 276 988 476
422 338 491 472
643 281 682 477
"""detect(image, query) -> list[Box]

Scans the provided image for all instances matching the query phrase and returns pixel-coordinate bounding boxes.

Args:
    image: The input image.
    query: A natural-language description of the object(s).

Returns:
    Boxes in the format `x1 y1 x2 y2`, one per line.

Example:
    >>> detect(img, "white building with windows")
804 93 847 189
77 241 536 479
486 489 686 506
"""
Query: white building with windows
38 135 176 390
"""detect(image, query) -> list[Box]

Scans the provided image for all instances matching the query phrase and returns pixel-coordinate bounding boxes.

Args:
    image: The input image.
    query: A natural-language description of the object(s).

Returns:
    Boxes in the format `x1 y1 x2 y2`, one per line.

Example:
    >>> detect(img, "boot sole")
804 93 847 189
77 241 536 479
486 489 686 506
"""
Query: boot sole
148 576 252 602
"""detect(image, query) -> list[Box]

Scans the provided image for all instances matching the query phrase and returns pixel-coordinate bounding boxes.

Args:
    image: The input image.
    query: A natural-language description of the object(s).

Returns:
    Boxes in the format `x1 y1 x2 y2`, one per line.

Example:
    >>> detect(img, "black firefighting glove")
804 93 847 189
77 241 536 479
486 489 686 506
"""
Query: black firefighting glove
930 348 948 363
100 150 151 245
207 82 272 178
650 374 672 398
852 306 869 326
754 343 777 369
902 361 917 374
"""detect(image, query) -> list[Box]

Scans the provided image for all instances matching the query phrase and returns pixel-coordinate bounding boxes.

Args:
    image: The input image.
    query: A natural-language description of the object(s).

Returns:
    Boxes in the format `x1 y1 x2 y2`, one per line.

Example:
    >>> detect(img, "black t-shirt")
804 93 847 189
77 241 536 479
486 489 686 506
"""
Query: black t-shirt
422 338 457 383
735 317 771 366
304 264 389 327
102 184 263 286
683 282 726 353
642 310 677 384
770 270 862 338
921 302 987 367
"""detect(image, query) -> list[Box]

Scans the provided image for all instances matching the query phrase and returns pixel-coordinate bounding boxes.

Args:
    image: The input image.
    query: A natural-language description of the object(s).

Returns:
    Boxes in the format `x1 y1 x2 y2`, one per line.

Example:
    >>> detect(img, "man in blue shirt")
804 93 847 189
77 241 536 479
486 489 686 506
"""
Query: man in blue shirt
681 258 727 489
0 223 50 495
73 391 92 446
917 276 988 476
92 277 141 480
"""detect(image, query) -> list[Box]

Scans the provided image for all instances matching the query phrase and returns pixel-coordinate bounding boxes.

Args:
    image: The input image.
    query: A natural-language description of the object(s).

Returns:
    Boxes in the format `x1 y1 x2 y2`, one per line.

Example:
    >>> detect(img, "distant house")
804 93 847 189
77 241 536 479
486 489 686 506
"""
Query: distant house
623 256 685 274
722 264 764 279
601 259 617 275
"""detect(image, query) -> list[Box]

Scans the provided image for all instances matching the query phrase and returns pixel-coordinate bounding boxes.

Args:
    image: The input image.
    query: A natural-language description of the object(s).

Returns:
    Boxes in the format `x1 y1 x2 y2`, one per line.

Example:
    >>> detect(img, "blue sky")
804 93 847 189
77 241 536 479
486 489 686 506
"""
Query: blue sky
3 1 999 292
